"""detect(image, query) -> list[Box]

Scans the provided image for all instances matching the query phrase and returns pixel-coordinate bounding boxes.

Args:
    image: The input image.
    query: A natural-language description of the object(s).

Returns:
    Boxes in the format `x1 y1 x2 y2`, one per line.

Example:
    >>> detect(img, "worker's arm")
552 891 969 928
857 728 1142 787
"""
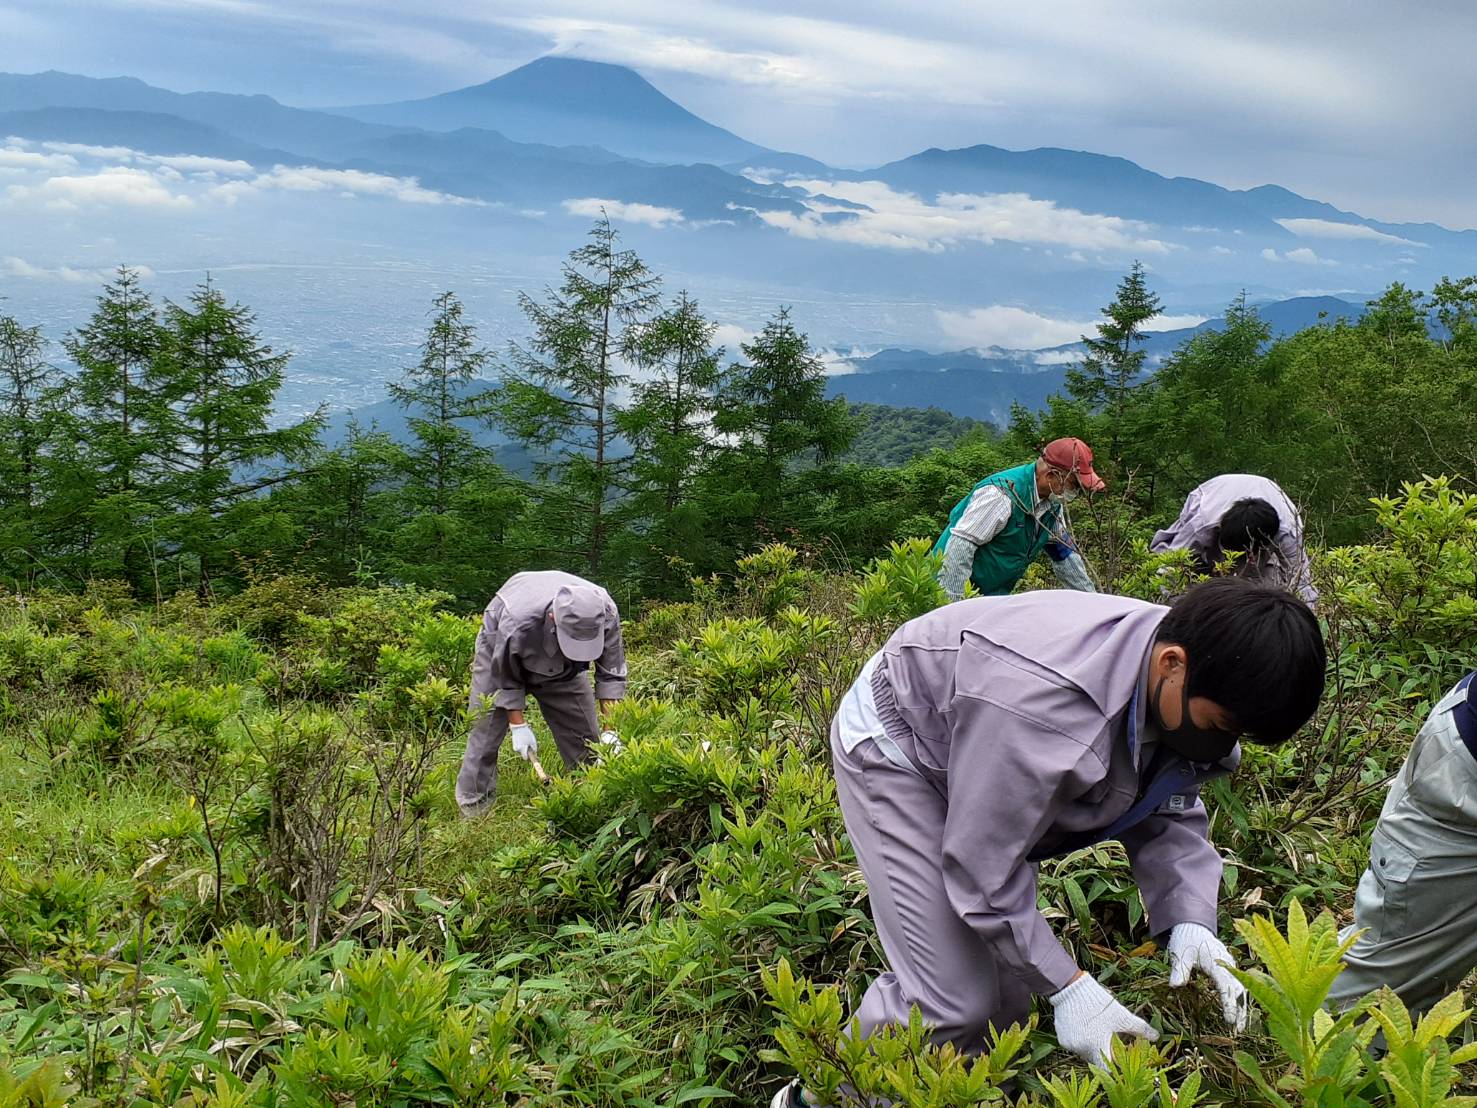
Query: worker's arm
1046 547 1097 592
593 607 628 702
938 486 1011 601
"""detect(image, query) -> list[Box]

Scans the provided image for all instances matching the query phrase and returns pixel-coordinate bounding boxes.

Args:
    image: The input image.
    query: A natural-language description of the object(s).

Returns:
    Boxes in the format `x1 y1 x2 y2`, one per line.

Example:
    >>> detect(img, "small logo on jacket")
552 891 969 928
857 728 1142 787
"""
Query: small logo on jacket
1165 794 1187 812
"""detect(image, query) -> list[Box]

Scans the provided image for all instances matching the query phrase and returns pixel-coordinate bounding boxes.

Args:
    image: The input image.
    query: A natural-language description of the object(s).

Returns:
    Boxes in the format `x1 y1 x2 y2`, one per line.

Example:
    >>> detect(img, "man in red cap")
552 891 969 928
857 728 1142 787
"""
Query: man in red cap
931 437 1106 601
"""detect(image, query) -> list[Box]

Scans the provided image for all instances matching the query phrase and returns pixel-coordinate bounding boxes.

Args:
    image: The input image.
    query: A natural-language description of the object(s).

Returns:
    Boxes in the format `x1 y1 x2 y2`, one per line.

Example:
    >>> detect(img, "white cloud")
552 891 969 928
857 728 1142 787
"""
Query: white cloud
751 178 1175 254
146 153 256 177
2 256 152 283
937 305 1094 349
1261 248 1282 261
712 322 755 350
28 140 255 178
1285 246 1323 265
818 347 864 375
3 141 482 213
210 165 481 205
1211 245 1235 255
7 166 194 210
938 304 1208 351
0 144 79 172
1151 313 1212 330
39 141 138 160
563 197 685 226
1275 217 1423 246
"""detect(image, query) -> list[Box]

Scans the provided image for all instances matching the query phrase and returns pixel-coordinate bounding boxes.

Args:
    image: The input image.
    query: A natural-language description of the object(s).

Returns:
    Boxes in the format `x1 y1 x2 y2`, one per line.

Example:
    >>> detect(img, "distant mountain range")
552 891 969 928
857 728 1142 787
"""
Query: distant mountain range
0 56 1470 423
826 295 1364 424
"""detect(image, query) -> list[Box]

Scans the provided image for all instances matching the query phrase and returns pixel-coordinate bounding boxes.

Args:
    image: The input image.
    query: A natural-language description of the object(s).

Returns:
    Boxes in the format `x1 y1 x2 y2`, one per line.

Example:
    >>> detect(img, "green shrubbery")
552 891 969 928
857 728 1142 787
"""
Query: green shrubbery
0 486 1473 1103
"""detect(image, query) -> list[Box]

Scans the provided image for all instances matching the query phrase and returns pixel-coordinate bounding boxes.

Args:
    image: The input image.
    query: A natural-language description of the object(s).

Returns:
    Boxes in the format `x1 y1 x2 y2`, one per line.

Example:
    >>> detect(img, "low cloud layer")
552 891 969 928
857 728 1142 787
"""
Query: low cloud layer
751 178 1176 255
3 255 154 282
212 165 480 205
936 304 1210 350
1276 218 1423 247
563 197 685 226
1262 246 1334 266
0 138 478 214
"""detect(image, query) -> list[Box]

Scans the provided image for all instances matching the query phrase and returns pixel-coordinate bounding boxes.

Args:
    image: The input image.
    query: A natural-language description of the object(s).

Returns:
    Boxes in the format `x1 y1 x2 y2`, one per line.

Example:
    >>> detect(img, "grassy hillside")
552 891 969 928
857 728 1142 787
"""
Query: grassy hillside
0 479 1474 1105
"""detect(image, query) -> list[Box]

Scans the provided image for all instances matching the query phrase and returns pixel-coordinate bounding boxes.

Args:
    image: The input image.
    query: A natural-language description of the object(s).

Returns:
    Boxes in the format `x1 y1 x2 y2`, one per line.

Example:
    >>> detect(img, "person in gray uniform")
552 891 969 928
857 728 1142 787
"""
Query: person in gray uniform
1329 671 1477 1015
455 570 627 817
1151 473 1317 605
771 579 1326 1107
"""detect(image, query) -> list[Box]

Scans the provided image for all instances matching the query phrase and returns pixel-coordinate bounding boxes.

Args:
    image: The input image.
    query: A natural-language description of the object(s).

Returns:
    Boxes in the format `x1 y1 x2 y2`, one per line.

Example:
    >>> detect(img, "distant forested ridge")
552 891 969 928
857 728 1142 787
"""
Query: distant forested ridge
1 222 1474 609
838 404 992 467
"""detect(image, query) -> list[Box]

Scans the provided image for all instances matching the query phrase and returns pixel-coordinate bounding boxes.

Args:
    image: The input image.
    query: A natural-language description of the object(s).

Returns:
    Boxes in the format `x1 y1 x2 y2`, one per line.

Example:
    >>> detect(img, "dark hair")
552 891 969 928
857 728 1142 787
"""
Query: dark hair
1154 577 1325 746
1219 497 1280 554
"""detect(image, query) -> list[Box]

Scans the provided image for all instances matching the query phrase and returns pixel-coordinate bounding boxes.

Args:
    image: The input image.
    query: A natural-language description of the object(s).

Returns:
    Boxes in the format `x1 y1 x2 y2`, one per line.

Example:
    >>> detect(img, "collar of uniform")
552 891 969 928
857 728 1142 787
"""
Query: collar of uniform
1455 671 1476 760
1127 644 1155 770
540 605 560 657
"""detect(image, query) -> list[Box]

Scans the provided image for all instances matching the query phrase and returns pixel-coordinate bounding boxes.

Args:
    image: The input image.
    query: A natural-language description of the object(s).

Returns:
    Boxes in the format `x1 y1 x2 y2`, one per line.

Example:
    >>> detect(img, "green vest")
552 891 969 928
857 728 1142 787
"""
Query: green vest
931 460 1064 596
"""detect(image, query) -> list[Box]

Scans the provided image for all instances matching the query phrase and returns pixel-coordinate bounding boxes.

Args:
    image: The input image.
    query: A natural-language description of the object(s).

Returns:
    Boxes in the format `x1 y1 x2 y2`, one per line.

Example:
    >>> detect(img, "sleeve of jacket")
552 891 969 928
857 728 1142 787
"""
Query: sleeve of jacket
467 621 500 740
1150 488 1201 555
940 690 1103 996
1118 792 1223 936
1277 528 1319 606
939 487 1013 601
485 611 530 712
593 605 628 700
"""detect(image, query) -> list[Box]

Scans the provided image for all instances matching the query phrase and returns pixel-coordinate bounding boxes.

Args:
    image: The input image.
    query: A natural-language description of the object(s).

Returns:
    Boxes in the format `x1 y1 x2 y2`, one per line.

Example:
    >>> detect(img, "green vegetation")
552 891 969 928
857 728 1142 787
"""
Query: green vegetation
0 481 1473 1104
840 404 991 468
1 226 1476 1104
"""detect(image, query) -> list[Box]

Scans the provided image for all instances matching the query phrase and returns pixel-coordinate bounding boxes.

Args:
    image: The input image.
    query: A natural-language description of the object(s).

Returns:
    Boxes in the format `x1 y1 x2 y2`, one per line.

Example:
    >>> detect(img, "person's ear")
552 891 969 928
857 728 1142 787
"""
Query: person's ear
1155 644 1187 683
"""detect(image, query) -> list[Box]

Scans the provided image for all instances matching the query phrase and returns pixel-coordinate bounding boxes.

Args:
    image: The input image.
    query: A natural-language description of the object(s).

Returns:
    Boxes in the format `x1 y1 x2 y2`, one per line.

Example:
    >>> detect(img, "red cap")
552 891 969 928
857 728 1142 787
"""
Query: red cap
1041 437 1105 492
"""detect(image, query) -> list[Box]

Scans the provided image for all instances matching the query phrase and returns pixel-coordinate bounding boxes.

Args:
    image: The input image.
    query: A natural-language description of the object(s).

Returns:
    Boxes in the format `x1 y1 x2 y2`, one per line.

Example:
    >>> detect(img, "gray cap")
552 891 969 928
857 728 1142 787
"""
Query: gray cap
552 584 608 662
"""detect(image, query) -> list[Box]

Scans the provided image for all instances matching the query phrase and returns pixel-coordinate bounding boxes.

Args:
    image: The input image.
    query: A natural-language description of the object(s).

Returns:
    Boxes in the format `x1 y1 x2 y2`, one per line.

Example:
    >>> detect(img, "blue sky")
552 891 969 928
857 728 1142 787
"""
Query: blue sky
2 0 1474 227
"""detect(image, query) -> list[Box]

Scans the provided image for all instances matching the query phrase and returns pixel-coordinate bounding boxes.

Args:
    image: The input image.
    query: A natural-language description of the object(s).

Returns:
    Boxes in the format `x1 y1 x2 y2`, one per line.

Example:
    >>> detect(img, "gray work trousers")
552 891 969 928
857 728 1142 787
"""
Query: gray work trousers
455 675 600 816
831 674 1032 1051
1329 681 1477 1015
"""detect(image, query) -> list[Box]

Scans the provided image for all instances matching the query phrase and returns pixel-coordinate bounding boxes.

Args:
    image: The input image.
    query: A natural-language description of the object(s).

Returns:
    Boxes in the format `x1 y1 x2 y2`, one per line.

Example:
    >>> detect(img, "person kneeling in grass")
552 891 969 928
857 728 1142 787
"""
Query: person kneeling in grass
771 579 1326 1107
1329 669 1477 1016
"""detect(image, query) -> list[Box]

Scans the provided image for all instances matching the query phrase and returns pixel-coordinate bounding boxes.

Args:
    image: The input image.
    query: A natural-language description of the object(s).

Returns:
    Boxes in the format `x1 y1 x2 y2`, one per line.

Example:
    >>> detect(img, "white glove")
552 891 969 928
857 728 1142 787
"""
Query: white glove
1050 973 1159 1066
509 723 537 761
598 730 624 755
1168 922 1248 1032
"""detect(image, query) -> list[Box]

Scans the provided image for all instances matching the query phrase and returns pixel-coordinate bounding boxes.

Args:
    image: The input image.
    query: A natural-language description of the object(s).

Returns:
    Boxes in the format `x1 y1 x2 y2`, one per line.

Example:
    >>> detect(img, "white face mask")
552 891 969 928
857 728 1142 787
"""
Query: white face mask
1049 472 1080 503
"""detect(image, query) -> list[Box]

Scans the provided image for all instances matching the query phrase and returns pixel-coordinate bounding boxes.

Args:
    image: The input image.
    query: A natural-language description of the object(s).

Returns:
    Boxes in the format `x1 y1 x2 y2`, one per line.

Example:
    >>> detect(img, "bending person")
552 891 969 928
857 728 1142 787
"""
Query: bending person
1151 473 1316 605
456 570 626 817
771 579 1326 1107
933 437 1105 602
1329 671 1477 1017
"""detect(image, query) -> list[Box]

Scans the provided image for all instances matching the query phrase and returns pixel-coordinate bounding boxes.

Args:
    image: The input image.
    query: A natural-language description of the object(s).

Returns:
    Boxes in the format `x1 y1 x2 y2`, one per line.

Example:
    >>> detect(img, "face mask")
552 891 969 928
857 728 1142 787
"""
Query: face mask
1049 472 1080 504
1151 675 1238 763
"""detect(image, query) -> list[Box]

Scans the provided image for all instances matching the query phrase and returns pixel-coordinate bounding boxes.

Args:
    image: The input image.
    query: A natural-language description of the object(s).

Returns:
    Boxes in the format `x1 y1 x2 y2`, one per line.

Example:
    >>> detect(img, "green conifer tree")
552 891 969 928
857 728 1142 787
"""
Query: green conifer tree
496 216 660 577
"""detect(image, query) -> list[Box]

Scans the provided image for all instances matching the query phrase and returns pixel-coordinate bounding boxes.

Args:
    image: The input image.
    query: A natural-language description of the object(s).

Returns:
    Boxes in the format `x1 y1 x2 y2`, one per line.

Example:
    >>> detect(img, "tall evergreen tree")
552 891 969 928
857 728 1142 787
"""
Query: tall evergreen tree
716 309 854 479
385 292 522 599
64 266 167 589
0 313 68 589
388 292 496 520
1066 260 1162 464
706 309 855 554
496 216 659 576
152 280 322 596
615 291 723 591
